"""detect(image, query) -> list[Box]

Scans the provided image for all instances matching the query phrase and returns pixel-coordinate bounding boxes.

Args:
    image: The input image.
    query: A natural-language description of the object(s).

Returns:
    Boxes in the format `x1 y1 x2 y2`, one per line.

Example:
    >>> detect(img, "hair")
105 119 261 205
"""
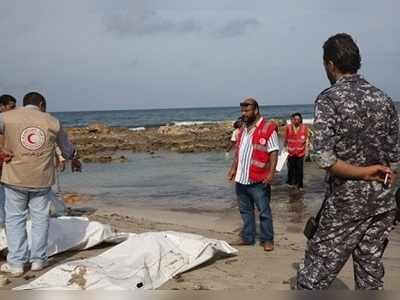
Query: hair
233 119 242 129
323 33 361 74
23 92 46 108
0 94 17 106
240 97 259 112
291 112 303 122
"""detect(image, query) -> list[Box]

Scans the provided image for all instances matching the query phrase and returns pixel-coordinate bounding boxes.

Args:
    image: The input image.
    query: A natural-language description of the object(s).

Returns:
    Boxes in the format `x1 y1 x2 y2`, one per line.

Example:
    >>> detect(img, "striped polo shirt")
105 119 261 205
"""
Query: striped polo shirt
235 118 280 185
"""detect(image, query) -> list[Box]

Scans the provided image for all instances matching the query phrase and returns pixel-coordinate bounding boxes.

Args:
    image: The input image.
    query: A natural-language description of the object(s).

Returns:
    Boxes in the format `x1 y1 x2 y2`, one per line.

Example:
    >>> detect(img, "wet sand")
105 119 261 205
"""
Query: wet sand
2 161 400 290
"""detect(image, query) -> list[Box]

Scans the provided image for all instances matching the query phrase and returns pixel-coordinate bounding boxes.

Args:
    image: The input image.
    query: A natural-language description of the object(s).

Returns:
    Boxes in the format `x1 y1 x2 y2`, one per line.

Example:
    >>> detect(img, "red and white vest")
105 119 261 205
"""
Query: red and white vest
235 118 277 183
286 124 308 157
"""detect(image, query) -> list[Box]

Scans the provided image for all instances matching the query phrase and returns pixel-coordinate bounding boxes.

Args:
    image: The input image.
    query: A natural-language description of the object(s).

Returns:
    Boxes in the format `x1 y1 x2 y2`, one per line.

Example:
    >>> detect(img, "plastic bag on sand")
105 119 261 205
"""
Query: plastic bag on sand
15 231 238 290
276 148 289 172
0 216 127 256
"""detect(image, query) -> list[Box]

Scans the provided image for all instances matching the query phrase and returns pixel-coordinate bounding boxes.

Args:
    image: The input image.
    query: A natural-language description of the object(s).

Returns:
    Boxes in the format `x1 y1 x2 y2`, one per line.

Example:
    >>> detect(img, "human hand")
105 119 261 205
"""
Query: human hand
362 165 392 183
71 158 82 172
0 149 13 162
227 168 236 182
58 160 66 172
263 171 274 185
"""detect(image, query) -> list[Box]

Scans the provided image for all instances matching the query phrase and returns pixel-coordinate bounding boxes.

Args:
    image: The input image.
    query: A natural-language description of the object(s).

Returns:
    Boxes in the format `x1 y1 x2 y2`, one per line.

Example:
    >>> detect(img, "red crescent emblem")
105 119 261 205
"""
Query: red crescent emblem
20 127 46 151
27 133 36 144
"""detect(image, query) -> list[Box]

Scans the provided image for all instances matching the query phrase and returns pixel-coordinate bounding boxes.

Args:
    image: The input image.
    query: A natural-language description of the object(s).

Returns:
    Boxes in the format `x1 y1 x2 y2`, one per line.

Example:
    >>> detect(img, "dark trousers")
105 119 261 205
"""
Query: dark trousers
287 156 304 188
297 210 396 290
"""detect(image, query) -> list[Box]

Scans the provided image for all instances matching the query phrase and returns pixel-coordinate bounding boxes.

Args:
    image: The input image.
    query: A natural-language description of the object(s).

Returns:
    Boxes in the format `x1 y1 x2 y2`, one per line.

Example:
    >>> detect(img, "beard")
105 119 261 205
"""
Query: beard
242 115 256 125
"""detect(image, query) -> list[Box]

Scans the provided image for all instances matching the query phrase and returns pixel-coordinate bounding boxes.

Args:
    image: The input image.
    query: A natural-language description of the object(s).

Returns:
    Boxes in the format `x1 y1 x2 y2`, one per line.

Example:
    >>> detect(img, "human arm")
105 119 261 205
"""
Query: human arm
227 156 237 181
263 150 278 184
314 95 391 182
227 130 239 180
381 99 400 185
55 146 66 172
226 141 235 153
263 130 279 184
56 124 81 172
227 130 238 152
304 127 310 158
327 160 392 182
283 126 288 148
0 114 13 162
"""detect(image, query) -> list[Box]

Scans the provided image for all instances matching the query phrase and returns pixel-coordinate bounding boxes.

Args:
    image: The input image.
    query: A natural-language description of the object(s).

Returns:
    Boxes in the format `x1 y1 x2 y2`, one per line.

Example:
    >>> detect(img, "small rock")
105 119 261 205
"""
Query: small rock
193 284 209 290
224 259 238 265
87 123 110 134
99 155 113 163
119 155 128 162
173 274 185 283
23 274 36 280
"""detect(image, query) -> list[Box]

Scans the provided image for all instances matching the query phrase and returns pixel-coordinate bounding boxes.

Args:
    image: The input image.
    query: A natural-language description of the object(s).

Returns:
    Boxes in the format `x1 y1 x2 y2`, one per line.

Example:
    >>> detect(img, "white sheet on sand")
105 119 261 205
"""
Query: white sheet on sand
15 231 238 290
0 216 127 256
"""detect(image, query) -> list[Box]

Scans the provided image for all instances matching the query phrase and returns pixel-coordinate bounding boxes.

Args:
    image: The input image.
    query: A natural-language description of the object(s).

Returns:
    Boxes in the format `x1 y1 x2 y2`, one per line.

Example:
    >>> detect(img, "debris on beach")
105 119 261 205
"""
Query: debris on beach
67 266 87 290
15 231 237 291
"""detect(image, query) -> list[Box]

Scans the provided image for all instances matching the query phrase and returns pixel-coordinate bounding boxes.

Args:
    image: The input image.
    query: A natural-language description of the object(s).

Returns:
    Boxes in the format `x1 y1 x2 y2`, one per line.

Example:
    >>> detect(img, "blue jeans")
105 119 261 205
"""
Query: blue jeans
0 184 5 226
4 185 51 268
49 171 66 216
49 189 66 216
236 183 274 243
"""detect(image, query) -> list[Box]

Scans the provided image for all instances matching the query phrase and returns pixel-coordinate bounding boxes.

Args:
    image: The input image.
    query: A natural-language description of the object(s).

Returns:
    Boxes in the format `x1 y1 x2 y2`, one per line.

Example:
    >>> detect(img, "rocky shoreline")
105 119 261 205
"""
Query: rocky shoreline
66 121 285 163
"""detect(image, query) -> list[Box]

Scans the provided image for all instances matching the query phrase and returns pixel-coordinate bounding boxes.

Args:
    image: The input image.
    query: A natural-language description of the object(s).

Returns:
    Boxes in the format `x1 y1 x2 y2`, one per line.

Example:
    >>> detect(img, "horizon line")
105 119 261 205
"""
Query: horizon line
50 103 317 114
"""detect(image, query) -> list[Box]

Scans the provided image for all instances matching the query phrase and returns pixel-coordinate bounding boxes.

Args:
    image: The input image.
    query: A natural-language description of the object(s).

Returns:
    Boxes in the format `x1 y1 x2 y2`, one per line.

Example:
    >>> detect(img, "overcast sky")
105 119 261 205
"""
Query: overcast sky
0 1 398 111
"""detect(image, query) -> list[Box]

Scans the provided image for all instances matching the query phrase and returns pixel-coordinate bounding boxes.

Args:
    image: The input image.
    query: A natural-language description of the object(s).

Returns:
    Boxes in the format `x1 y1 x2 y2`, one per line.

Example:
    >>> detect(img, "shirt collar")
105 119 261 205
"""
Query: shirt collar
244 117 264 133
336 73 362 84
256 117 264 127
24 105 41 111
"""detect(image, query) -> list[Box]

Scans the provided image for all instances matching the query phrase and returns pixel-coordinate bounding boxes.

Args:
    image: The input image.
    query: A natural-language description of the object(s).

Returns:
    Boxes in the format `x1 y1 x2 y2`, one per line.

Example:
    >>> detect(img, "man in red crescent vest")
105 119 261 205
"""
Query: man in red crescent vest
0 94 17 229
284 112 310 190
228 98 279 251
0 92 82 277
0 95 17 229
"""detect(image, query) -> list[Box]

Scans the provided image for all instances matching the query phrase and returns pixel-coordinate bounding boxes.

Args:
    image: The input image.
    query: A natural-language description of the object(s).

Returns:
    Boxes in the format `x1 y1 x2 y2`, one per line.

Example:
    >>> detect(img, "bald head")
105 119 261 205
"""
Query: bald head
240 97 259 113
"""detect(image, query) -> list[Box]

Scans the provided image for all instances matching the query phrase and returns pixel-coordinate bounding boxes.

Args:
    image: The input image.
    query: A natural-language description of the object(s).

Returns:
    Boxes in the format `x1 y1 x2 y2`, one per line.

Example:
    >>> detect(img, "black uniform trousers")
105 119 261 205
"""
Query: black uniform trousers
287 156 304 188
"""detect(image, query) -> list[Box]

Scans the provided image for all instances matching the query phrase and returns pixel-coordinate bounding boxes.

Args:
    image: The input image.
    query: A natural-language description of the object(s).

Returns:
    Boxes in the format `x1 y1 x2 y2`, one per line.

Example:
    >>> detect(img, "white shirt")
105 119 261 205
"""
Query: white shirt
231 128 240 142
235 118 279 185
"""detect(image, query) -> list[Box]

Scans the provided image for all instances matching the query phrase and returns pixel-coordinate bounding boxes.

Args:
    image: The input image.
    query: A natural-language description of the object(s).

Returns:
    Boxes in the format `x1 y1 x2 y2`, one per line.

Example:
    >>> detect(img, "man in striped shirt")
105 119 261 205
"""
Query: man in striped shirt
228 98 279 251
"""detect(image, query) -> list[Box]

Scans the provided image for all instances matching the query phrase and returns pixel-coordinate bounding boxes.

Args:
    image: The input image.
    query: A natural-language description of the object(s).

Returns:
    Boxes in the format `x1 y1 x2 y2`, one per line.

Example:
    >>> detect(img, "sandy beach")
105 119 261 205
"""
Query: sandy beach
2 0 398 293
2 159 400 291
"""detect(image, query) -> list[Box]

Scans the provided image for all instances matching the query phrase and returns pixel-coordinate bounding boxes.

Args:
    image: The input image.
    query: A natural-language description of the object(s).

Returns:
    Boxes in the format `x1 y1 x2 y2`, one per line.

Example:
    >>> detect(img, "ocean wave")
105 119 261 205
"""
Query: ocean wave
129 127 146 131
173 121 222 126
